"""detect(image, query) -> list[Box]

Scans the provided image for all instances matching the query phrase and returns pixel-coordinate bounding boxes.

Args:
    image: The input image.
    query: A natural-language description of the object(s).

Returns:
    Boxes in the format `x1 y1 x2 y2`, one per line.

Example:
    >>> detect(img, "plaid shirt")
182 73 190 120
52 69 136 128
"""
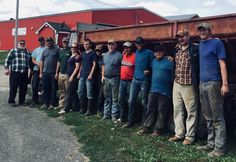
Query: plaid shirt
175 45 192 85
4 48 31 73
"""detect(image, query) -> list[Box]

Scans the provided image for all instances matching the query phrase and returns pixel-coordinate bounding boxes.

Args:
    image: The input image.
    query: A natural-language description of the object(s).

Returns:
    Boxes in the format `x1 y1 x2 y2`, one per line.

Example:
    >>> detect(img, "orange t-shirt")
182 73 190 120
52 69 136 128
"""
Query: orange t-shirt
120 52 135 80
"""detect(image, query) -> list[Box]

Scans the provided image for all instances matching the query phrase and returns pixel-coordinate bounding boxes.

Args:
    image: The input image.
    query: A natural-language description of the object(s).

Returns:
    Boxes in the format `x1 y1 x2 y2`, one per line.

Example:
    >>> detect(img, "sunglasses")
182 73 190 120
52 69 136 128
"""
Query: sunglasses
20 42 25 45
71 46 77 49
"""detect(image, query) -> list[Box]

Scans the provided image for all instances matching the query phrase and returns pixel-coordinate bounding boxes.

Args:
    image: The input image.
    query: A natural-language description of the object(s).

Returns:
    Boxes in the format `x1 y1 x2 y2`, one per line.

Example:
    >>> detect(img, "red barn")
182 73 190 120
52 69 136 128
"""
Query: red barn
0 7 167 51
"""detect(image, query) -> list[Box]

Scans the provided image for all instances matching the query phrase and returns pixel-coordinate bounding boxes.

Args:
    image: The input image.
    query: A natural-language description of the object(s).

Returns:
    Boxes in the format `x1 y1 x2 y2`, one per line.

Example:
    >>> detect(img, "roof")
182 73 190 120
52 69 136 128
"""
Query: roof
77 23 117 31
0 7 167 22
165 14 199 21
35 21 71 34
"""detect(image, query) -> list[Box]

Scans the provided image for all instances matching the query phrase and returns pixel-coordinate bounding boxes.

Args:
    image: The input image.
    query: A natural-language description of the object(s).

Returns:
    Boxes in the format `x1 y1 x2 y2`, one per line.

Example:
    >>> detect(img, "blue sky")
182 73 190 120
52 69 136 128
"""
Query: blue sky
0 0 235 20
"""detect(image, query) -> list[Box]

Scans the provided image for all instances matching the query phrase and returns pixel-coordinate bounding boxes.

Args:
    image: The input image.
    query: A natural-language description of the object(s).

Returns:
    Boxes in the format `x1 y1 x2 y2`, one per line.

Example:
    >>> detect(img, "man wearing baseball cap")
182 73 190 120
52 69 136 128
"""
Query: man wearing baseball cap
118 41 135 123
196 22 228 158
29 36 46 108
169 29 199 145
56 37 71 111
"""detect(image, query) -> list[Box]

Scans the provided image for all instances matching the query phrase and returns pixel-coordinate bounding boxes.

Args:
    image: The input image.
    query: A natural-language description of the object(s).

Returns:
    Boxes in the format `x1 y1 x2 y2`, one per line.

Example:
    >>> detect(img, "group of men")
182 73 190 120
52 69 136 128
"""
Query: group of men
4 22 229 158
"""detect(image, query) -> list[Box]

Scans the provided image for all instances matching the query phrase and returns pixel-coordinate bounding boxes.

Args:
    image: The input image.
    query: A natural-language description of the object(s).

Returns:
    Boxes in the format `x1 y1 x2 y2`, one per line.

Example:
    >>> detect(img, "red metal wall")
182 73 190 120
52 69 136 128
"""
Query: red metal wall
92 9 167 26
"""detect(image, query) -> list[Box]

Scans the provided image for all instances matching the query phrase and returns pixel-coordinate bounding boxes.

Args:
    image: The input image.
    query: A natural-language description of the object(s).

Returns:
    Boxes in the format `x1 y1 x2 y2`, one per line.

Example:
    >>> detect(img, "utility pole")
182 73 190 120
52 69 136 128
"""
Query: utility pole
14 0 19 48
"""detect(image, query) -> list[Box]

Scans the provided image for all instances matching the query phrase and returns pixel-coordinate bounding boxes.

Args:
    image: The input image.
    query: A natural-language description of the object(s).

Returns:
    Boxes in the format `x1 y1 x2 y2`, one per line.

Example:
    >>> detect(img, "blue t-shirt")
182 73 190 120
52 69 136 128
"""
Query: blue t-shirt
134 48 154 81
80 50 97 78
150 57 173 98
199 39 226 82
32 46 45 71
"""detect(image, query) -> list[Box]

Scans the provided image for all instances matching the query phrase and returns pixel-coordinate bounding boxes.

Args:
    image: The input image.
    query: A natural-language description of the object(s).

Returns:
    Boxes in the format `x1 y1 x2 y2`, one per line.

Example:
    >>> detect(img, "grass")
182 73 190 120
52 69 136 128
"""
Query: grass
42 108 236 162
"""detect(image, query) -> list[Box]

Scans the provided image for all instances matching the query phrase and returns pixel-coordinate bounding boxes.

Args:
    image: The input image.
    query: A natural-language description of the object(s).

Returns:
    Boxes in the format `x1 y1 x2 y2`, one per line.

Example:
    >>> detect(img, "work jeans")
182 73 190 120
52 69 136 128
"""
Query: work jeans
103 77 120 118
128 78 149 124
199 81 226 152
42 73 57 106
173 81 198 142
143 92 170 132
31 70 40 103
8 71 28 104
58 73 68 108
78 77 94 100
64 77 79 113
118 80 132 122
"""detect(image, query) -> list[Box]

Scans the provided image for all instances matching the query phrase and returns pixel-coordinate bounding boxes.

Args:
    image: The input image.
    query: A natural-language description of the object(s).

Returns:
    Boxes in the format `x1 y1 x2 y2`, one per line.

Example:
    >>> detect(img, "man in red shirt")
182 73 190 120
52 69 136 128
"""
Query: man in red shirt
118 42 135 123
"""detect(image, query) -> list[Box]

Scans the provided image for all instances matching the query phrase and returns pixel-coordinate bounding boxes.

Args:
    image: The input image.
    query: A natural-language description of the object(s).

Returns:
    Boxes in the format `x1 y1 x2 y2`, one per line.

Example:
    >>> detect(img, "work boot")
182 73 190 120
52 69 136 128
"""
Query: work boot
79 98 87 114
85 99 94 116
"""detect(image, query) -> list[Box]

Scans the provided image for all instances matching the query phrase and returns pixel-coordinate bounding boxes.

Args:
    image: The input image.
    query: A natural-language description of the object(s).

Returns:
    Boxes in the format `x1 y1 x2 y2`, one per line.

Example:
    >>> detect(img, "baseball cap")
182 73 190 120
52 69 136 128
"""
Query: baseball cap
175 29 189 38
95 44 103 51
38 36 45 42
123 41 132 47
62 37 69 42
135 37 144 44
108 39 116 44
46 37 54 42
197 22 211 30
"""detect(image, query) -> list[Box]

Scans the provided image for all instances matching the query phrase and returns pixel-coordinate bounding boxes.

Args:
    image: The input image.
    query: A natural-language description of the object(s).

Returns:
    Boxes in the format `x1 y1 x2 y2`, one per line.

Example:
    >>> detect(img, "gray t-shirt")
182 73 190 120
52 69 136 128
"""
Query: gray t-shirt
102 50 122 77
41 46 59 73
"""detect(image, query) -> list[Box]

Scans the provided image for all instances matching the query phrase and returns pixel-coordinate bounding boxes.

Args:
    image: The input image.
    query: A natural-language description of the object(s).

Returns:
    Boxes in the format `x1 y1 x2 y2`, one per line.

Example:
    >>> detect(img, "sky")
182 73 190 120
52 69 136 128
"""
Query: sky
0 0 236 21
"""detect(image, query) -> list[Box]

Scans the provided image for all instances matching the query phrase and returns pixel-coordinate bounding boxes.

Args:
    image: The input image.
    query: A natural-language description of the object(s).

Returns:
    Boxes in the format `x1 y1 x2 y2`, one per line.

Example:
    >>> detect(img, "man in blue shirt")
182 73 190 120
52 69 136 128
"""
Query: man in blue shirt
30 36 45 108
196 23 229 158
123 37 154 128
137 44 173 136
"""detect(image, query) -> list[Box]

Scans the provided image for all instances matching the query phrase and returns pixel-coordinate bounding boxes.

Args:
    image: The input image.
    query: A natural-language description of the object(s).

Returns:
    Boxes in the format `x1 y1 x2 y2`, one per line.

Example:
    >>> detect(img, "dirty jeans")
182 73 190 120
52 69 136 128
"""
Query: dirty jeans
58 73 68 108
173 81 198 142
103 77 120 118
199 81 226 152
128 78 149 124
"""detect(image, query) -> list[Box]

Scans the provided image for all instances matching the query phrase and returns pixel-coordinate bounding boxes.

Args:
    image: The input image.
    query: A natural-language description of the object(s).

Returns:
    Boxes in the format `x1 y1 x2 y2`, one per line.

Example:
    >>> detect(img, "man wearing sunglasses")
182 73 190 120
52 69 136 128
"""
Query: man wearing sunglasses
4 39 31 107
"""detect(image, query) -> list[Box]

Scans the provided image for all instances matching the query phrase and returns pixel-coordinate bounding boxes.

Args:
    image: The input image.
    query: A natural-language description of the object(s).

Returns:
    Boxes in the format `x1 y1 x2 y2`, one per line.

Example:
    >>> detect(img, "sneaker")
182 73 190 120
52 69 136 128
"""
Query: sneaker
122 122 133 129
48 105 54 110
29 102 36 108
40 104 48 109
137 127 150 135
100 116 111 121
58 110 66 115
168 136 183 142
196 145 214 151
208 150 225 158
183 139 193 145
54 106 62 110
151 131 161 137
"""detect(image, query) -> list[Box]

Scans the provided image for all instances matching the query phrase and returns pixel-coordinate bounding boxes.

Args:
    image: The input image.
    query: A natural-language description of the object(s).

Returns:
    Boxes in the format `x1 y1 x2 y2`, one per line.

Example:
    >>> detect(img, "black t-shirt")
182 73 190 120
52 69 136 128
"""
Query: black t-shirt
67 55 81 77
80 50 97 77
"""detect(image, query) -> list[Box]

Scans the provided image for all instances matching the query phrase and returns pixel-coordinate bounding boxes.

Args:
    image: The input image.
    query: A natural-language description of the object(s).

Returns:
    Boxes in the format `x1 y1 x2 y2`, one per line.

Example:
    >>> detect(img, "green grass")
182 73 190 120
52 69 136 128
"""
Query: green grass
43 109 236 162
0 51 8 65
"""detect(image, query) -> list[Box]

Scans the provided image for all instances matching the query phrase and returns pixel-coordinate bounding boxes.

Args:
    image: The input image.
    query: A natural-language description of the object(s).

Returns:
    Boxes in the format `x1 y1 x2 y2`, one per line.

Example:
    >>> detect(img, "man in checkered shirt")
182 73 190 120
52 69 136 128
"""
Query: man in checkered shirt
4 39 31 107
169 29 199 145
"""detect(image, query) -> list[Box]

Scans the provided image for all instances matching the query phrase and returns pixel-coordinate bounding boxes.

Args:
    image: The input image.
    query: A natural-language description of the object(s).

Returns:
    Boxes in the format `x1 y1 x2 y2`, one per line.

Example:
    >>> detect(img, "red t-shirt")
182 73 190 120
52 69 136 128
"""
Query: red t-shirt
120 52 135 80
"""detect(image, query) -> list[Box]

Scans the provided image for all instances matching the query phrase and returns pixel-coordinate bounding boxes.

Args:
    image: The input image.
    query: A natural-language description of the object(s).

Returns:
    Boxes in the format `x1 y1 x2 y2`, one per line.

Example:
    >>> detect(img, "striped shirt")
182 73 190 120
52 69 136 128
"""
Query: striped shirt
4 48 31 73
175 45 192 85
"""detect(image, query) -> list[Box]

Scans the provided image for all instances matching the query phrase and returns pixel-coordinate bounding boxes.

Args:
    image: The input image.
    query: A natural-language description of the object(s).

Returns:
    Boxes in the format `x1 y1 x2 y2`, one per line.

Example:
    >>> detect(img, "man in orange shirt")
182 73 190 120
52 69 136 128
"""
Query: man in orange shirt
118 42 135 123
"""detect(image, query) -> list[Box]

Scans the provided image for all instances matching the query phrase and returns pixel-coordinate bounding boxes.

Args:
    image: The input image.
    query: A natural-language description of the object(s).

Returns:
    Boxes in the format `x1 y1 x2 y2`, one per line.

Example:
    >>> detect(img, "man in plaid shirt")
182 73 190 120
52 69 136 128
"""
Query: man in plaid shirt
4 39 31 106
169 30 199 145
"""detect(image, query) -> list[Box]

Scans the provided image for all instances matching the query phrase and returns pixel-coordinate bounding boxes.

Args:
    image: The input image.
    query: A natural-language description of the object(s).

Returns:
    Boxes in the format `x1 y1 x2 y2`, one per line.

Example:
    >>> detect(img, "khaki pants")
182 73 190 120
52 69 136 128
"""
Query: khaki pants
173 81 198 142
58 73 68 108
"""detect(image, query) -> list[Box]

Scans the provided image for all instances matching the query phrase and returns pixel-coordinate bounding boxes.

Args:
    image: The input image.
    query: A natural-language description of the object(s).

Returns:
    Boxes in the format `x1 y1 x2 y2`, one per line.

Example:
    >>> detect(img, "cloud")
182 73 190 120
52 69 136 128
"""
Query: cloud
132 1 180 16
227 0 236 6
203 0 216 7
